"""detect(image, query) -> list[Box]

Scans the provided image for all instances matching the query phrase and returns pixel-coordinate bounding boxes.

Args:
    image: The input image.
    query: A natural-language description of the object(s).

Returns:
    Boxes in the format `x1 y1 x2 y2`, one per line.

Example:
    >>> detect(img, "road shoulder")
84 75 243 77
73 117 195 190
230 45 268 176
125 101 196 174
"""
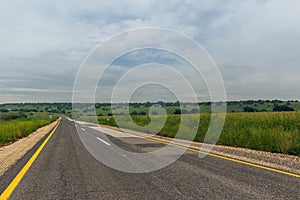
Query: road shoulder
0 120 59 176
99 124 300 176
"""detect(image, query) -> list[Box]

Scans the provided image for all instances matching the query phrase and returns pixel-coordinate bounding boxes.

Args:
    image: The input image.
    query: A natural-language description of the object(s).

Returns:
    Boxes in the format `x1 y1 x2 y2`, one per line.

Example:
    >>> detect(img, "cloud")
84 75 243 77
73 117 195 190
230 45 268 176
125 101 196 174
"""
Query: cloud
0 0 300 102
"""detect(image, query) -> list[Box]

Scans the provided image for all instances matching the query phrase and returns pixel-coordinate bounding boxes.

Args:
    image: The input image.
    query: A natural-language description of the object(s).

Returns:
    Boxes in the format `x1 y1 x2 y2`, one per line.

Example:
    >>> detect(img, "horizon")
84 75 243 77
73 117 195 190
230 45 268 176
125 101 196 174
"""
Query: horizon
1 99 299 105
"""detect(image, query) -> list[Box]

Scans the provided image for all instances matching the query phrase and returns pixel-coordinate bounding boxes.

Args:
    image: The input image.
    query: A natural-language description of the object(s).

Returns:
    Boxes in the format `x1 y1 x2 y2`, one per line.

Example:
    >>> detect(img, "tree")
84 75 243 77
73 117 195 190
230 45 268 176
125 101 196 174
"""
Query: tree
130 111 138 115
138 111 147 115
273 105 295 112
243 106 258 112
173 109 181 114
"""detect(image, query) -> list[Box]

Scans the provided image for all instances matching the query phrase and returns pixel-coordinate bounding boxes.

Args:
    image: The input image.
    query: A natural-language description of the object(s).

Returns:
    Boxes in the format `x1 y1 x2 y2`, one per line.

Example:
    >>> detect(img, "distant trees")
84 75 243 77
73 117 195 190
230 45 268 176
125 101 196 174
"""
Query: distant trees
173 109 188 114
0 101 298 119
133 104 140 108
243 106 258 112
130 111 138 115
173 109 181 114
243 100 255 105
0 113 27 121
273 105 295 112
0 109 8 113
129 111 147 116
243 107 269 112
190 108 200 114
138 111 147 115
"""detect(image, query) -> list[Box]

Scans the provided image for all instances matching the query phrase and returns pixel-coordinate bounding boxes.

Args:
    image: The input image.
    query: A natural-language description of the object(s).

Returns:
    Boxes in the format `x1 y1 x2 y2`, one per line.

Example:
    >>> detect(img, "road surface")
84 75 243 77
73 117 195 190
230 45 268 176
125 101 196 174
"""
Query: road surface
1 118 299 199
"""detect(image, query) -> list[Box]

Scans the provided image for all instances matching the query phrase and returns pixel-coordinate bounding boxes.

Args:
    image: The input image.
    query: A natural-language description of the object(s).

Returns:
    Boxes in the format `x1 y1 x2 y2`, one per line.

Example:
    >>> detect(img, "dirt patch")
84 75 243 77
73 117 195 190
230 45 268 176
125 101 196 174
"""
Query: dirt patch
0 120 59 176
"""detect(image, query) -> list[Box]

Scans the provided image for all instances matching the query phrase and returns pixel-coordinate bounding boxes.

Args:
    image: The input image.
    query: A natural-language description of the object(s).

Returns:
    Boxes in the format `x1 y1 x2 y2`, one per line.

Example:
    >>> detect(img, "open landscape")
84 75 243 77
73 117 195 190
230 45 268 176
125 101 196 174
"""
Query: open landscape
2 101 299 199
1 101 299 156
1 1 300 199
95 112 300 156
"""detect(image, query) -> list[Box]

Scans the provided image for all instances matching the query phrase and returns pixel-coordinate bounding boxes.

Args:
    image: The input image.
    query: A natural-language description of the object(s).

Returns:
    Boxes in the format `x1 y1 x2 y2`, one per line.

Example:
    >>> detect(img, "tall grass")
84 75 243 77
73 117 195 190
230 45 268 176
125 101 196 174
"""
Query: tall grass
95 112 300 156
0 117 58 145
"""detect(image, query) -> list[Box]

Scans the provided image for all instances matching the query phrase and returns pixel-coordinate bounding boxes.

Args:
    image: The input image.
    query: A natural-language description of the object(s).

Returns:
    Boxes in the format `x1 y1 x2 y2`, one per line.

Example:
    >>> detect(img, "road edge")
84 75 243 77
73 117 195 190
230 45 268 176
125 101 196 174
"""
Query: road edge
76 119 300 177
0 119 61 199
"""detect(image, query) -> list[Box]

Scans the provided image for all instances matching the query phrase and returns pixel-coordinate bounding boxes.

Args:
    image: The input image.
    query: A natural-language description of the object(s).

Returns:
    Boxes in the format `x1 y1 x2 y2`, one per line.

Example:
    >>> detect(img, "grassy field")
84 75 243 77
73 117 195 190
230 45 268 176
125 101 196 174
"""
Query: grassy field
1 102 300 156
1 100 300 117
0 116 58 145
93 112 300 156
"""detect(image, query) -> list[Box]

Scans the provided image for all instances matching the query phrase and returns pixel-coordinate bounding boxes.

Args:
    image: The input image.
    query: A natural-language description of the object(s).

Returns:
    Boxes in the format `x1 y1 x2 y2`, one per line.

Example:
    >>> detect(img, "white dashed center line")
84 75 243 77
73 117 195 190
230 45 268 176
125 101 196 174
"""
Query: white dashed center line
96 137 111 146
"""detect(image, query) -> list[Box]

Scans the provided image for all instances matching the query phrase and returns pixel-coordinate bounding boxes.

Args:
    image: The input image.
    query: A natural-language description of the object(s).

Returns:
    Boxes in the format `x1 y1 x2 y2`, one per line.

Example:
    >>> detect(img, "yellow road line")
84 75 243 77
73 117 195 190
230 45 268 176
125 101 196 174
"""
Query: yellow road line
0 120 61 200
119 129 300 179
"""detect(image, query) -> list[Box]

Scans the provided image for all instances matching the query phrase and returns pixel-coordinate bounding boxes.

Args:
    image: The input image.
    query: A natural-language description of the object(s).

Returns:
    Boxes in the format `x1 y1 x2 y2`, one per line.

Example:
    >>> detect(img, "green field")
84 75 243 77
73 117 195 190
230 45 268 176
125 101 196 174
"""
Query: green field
1 100 300 117
0 114 58 145
1 101 300 156
93 112 300 156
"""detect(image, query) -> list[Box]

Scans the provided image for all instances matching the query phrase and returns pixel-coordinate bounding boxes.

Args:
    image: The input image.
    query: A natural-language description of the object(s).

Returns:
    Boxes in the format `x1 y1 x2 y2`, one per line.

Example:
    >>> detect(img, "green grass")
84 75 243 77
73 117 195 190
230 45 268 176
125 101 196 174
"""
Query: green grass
94 112 300 156
1 100 300 117
0 116 58 145
1 102 300 155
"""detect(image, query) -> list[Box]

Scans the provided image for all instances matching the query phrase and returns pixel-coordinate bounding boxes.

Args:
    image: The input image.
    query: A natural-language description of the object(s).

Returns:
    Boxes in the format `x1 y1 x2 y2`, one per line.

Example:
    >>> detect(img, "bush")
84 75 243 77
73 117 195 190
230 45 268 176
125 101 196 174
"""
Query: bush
243 106 258 112
173 109 181 114
138 111 147 115
130 111 138 115
0 117 57 145
273 105 295 112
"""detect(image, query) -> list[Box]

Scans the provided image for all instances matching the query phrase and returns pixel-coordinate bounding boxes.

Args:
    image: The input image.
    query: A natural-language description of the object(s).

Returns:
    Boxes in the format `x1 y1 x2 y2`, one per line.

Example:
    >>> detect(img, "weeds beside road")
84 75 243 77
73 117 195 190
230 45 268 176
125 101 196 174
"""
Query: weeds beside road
93 112 300 156
0 116 58 145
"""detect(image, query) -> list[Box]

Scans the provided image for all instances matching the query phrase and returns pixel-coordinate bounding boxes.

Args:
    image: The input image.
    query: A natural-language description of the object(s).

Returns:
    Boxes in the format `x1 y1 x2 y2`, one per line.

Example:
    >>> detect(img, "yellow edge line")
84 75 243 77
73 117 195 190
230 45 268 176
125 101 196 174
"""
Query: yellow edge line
0 120 61 200
118 129 300 179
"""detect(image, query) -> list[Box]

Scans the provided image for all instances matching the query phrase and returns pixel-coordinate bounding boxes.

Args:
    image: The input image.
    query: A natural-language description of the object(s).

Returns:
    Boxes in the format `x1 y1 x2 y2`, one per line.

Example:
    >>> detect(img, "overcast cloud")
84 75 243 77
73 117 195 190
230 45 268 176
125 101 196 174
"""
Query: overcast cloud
0 0 300 103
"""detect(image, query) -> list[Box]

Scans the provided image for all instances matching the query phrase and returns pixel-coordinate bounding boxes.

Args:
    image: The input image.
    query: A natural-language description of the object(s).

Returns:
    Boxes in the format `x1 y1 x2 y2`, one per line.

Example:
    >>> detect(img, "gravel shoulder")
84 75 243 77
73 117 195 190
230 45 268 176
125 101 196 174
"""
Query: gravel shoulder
100 124 300 176
0 120 59 176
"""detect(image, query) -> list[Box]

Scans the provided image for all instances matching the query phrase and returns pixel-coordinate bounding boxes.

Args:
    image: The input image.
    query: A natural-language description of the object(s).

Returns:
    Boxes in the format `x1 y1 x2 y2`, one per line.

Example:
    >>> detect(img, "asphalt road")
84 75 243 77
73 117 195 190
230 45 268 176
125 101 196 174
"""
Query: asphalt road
1 117 299 199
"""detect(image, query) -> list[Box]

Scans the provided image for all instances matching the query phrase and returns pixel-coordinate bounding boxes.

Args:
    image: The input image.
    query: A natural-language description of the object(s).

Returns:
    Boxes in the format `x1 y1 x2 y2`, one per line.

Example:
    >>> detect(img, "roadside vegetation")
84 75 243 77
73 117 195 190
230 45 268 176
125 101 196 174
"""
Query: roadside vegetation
0 113 58 145
1 100 300 117
95 112 300 156
1 101 300 156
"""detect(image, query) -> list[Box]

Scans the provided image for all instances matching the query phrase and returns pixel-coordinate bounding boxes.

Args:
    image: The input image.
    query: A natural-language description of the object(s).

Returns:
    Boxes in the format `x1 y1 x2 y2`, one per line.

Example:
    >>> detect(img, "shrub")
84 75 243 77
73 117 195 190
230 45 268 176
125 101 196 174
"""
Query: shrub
273 105 295 112
0 117 57 145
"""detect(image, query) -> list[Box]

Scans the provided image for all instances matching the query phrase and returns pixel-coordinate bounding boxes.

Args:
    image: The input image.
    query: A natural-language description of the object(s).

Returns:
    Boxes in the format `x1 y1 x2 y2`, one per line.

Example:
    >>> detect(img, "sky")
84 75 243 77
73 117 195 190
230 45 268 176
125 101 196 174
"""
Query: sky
0 0 300 103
